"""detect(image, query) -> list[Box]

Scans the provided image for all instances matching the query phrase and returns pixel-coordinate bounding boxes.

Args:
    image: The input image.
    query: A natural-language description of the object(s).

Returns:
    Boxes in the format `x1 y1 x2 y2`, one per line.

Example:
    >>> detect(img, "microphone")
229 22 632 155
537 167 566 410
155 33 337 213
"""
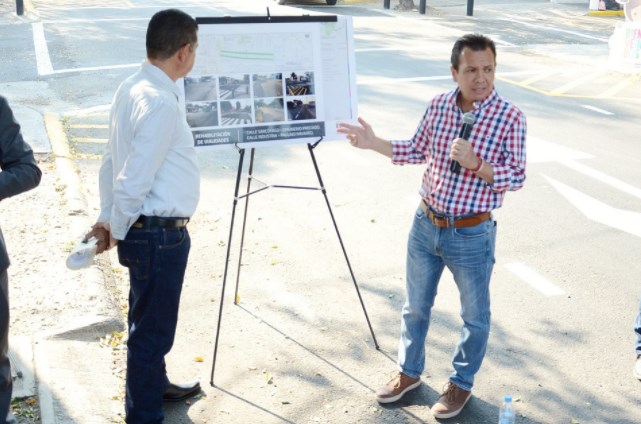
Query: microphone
450 112 476 174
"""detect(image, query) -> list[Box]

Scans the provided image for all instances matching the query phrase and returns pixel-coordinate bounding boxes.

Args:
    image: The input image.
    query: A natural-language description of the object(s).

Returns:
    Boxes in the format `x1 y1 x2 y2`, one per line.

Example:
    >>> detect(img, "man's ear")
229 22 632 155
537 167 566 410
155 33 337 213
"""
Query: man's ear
177 43 191 62
450 65 458 83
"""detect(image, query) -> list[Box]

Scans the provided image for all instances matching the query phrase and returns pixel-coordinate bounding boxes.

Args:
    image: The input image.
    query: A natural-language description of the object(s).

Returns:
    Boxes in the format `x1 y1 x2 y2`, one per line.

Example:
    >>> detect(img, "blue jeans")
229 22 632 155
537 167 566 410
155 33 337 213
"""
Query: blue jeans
635 296 641 354
118 225 190 424
397 206 496 391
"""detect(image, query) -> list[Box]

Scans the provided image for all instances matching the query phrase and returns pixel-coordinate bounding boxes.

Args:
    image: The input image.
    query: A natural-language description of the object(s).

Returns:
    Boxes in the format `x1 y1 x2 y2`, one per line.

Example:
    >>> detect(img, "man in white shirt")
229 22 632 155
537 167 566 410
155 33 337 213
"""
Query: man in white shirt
86 9 200 423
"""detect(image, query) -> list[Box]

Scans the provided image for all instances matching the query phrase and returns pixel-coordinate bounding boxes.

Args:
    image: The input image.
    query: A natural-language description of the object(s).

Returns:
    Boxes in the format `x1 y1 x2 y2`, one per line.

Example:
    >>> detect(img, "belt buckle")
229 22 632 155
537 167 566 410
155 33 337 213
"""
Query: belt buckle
431 213 449 228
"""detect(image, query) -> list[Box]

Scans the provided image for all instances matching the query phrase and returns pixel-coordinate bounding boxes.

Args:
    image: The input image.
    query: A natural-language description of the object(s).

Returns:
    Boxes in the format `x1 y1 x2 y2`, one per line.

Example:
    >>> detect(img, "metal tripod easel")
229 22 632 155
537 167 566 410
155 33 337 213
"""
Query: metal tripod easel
210 140 379 386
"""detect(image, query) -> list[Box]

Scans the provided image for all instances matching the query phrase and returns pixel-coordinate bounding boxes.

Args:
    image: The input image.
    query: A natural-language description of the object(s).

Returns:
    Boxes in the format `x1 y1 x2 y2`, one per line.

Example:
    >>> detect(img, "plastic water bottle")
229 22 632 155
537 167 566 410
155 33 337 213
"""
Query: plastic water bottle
498 394 515 424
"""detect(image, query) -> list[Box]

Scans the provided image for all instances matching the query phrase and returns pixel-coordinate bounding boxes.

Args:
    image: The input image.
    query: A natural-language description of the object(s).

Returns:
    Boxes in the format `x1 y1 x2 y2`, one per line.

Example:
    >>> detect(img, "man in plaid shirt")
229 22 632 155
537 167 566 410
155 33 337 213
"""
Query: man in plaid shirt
338 33 526 419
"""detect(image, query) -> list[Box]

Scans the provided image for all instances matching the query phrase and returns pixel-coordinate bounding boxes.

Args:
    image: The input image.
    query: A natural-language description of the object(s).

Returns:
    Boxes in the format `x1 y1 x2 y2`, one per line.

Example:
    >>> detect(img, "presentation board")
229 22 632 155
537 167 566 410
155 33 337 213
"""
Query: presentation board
183 15 357 150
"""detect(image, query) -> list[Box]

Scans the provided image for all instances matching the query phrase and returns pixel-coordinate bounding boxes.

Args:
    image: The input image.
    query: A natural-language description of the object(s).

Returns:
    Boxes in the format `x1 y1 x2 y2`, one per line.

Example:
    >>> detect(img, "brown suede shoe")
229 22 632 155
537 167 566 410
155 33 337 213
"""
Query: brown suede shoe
375 372 421 403
430 381 471 418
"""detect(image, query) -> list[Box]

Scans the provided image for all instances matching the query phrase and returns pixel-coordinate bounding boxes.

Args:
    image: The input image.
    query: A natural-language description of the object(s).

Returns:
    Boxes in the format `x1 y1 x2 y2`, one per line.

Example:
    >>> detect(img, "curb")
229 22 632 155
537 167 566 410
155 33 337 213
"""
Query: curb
588 10 625 16
44 112 90 236
39 112 125 423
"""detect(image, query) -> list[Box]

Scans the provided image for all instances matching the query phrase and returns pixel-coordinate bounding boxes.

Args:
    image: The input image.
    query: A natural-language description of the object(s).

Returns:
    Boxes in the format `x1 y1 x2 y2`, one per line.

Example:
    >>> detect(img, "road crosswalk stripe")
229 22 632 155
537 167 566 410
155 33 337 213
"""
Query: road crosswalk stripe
504 262 565 296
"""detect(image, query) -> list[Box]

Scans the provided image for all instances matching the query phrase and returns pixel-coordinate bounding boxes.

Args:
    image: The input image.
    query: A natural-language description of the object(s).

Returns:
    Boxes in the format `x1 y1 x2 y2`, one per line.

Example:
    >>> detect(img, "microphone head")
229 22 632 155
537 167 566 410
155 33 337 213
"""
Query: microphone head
462 112 475 125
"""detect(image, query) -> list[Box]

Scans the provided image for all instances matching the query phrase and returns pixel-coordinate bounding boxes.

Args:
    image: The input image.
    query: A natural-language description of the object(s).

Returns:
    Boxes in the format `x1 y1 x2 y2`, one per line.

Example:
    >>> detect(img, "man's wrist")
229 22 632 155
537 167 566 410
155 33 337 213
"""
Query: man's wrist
471 156 483 172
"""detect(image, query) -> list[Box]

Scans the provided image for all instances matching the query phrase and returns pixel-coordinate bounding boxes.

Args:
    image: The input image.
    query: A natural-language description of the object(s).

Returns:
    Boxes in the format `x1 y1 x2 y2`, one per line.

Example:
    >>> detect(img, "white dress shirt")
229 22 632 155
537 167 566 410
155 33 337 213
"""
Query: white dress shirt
98 62 200 240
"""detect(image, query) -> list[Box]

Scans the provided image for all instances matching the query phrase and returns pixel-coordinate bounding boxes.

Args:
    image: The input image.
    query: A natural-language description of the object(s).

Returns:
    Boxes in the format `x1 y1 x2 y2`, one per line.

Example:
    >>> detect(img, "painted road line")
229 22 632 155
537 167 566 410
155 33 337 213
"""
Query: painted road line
529 137 641 199
63 105 111 117
355 46 435 53
498 16 609 42
504 262 566 296
519 70 560 86
358 75 450 85
550 71 606 96
497 74 641 101
32 23 53 76
51 63 139 76
543 175 641 238
598 75 638 99
495 75 552 96
39 17 147 24
527 136 593 164
359 71 539 86
562 160 641 200
580 105 614 115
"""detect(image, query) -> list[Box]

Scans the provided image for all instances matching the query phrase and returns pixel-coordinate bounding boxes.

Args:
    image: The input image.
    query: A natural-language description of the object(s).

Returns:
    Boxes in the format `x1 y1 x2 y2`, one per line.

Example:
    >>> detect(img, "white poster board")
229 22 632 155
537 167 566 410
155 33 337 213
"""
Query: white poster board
184 15 357 150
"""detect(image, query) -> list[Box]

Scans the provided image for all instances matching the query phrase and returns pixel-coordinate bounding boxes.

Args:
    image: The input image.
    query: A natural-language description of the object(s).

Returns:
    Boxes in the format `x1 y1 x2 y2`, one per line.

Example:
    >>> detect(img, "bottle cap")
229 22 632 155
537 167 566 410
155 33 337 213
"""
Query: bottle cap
504 394 512 402
66 237 98 270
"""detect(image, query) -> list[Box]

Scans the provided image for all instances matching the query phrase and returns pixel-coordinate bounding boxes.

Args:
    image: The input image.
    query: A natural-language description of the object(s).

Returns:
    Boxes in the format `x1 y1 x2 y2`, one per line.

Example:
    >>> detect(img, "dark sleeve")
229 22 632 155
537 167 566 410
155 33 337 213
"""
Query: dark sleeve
0 96 42 201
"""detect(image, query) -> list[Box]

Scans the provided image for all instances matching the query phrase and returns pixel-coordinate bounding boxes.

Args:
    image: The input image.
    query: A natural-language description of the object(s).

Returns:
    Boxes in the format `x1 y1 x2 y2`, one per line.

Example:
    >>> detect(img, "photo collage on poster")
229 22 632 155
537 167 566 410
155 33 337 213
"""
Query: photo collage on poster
184 71 316 130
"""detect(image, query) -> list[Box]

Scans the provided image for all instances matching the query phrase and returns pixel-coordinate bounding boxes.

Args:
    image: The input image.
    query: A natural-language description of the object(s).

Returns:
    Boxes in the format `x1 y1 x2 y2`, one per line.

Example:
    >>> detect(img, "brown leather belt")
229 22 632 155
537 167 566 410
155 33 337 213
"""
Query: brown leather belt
420 201 490 228
131 215 189 229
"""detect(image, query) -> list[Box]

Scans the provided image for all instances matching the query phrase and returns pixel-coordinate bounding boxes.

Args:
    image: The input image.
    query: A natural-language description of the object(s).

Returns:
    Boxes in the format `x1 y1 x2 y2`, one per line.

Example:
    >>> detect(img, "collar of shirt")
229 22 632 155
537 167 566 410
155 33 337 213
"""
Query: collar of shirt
446 87 500 114
141 62 181 101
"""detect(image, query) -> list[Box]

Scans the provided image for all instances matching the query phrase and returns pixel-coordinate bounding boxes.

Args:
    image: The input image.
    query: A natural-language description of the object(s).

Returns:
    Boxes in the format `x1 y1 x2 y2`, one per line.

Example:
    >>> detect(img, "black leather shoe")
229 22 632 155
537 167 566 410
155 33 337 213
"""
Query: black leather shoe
163 380 201 402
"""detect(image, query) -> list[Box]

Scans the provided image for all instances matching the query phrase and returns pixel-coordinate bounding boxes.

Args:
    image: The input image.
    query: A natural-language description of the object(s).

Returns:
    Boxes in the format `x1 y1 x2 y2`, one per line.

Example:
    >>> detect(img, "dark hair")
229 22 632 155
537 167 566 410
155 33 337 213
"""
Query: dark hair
146 9 198 60
450 34 496 70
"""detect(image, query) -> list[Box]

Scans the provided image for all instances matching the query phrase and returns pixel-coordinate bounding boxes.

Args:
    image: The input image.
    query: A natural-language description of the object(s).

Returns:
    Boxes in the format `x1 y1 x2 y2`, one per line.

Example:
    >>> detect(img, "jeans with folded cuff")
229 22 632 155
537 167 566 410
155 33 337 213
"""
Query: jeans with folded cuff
634 296 641 355
118 225 190 424
397 206 496 392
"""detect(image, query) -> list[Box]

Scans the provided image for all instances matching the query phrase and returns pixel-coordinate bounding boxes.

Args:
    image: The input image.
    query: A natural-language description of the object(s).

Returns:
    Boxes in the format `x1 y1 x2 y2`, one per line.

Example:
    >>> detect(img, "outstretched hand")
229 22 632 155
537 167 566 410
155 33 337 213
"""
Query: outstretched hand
337 117 376 150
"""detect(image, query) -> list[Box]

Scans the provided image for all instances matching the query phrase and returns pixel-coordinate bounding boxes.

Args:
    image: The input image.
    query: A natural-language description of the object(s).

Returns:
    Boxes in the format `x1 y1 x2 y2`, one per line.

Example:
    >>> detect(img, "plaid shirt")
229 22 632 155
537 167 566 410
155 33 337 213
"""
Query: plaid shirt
391 88 526 216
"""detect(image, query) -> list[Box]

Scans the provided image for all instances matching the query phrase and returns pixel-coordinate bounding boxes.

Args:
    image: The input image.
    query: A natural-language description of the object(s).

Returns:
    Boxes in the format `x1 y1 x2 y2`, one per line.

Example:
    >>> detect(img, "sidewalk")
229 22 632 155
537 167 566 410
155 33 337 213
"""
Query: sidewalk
0 0 634 423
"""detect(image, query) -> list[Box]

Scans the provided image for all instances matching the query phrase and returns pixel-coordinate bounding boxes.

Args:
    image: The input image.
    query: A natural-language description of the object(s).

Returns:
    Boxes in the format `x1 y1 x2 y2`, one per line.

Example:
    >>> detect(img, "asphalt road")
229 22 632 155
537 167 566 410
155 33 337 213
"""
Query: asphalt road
2 0 641 422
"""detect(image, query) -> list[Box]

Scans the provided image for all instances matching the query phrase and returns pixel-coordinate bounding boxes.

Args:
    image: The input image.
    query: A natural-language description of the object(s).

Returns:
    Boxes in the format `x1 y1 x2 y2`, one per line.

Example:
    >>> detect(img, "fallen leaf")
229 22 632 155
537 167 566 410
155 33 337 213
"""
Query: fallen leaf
194 356 204 362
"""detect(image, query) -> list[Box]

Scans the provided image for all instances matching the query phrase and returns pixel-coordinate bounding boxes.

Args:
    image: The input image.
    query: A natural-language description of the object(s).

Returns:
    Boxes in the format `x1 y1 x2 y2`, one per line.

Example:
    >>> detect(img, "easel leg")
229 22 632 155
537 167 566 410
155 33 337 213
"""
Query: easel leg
210 148 246 387
233 148 255 304
307 143 380 349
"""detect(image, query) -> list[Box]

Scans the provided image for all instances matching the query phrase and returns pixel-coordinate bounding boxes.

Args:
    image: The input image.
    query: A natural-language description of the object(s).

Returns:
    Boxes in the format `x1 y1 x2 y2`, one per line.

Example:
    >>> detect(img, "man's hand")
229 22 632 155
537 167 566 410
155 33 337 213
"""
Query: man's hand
337 117 377 150
450 137 479 170
84 222 117 254
337 117 393 158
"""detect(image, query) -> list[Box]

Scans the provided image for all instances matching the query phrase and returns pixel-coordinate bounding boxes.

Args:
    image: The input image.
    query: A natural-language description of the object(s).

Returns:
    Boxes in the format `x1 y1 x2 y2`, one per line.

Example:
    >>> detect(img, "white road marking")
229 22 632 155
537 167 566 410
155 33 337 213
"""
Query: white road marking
355 46 434 53
52 63 139 75
530 135 641 200
498 16 609 42
63 104 111 117
580 105 614 115
504 262 566 296
357 71 539 86
527 136 593 163
543 175 641 238
32 23 53 76
563 160 641 200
